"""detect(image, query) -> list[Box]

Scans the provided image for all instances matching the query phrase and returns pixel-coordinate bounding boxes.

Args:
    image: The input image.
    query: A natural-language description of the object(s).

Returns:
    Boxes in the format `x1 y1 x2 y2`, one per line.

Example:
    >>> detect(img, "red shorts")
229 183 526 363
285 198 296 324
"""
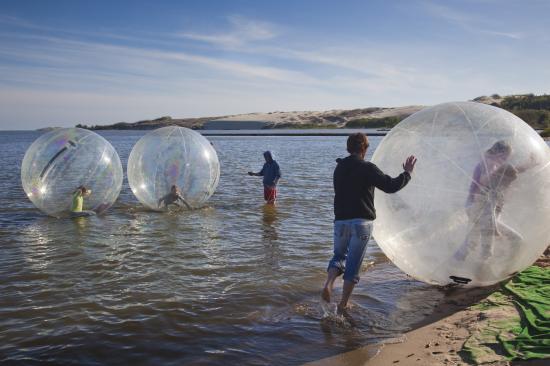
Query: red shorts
264 186 277 203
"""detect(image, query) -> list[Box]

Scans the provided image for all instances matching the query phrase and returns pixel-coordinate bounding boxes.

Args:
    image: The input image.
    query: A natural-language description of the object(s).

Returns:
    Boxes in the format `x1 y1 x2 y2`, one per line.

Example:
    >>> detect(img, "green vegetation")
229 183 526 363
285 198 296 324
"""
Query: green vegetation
345 115 407 129
510 109 550 130
76 122 136 130
540 127 550 138
500 94 550 130
500 94 550 110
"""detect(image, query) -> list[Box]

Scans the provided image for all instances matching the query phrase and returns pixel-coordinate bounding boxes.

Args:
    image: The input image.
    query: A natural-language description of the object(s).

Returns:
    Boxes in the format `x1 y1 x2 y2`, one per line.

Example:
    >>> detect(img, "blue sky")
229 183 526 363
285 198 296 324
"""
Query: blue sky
1 0 549 129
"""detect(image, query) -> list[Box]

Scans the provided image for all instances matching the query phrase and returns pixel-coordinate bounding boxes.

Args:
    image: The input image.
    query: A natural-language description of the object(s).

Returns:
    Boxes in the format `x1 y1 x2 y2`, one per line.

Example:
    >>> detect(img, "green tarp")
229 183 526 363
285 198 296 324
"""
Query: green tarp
501 266 550 360
462 266 550 363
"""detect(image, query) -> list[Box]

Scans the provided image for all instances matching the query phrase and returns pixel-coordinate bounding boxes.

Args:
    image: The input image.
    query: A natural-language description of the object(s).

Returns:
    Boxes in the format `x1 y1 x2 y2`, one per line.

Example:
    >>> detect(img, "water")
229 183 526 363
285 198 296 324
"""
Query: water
0 130 446 365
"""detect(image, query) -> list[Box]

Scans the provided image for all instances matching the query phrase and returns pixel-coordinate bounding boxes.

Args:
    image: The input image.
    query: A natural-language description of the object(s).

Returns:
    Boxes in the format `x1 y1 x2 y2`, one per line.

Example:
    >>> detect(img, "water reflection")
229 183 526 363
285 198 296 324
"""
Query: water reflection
72 216 89 234
1 132 455 365
262 204 279 268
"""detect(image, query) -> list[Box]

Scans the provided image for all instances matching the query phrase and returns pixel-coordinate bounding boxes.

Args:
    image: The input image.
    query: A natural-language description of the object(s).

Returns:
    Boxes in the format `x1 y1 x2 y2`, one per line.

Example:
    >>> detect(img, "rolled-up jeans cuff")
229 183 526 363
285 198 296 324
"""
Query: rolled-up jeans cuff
330 218 373 285
342 273 360 284
327 261 344 275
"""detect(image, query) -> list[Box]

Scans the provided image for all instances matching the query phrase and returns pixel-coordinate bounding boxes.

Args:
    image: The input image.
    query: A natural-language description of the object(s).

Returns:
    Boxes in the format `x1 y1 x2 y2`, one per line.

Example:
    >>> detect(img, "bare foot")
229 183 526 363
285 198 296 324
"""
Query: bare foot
321 287 331 303
337 303 349 315
337 304 356 326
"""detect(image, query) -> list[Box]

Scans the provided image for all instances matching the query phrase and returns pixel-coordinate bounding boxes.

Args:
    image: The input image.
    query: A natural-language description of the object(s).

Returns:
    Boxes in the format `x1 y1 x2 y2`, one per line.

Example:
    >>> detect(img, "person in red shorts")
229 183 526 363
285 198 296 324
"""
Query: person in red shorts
248 151 281 204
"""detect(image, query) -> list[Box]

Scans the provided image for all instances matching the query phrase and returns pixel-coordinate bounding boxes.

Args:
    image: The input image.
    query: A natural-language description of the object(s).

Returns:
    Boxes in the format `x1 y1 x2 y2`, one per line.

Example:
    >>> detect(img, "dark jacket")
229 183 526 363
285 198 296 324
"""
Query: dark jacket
333 155 411 220
259 151 281 187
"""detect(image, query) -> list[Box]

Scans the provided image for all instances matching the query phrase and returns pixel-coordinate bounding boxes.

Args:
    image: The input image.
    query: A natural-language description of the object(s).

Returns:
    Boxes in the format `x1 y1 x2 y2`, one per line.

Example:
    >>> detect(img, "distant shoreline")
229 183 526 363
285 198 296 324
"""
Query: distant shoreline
20 128 389 137
199 130 388 137
23 93 550 135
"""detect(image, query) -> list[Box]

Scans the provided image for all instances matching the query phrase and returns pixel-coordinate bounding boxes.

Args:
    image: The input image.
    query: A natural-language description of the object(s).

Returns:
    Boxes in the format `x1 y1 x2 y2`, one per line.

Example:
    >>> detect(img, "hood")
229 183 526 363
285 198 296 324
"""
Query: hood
263 151 274 162
335 155 362 175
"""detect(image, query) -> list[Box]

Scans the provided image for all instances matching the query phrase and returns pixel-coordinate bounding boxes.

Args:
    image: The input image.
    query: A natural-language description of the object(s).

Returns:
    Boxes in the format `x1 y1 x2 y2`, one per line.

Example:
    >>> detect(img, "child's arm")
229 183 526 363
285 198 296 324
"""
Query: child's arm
177 194 192 209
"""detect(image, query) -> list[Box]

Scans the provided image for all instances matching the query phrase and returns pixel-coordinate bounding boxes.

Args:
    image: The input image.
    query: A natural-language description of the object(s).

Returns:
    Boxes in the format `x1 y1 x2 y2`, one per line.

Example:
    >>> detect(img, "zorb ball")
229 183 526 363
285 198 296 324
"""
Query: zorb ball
21 128 123 217
127 126 220 211
371 102 550 286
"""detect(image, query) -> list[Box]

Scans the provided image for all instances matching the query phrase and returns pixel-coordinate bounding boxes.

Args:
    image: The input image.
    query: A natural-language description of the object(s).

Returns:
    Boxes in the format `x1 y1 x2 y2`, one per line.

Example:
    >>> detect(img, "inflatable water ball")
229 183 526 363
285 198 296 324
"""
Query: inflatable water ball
371 101 550 287
127 126 220 211
21 128 123 217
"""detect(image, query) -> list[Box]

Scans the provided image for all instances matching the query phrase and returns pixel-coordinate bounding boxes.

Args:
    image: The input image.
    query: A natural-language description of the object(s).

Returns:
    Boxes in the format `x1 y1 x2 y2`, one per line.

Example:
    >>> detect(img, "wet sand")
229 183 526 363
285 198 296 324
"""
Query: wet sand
307 249 550 366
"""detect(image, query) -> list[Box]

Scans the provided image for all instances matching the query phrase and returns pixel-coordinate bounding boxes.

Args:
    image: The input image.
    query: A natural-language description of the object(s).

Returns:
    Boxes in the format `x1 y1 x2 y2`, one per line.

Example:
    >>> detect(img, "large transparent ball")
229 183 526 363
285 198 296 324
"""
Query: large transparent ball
372 102 550 286
21 128 123 217
127 126 220 211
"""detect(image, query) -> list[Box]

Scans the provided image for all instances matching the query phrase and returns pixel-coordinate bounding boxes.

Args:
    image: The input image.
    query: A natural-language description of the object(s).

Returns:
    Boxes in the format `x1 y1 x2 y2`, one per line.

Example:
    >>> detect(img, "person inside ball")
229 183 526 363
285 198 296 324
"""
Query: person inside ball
71 186 92 213
454 140 537 261
247 151 281 205
158 185 191 210
322 133 416 315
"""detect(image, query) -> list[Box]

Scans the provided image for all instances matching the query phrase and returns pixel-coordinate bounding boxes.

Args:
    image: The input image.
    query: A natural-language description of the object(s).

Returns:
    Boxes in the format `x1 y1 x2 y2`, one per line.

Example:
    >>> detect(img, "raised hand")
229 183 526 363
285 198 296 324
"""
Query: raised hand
403 155 417 174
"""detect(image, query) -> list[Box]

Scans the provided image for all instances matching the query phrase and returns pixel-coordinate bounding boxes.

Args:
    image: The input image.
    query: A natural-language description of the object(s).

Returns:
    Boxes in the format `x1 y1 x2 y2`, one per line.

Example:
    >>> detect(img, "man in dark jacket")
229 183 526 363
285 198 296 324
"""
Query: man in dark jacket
248 151 281 204
322 133 416 313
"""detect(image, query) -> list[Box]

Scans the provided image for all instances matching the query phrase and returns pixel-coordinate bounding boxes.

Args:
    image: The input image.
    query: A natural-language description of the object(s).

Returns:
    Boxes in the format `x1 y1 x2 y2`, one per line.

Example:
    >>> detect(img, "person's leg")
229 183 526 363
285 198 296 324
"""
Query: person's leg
339 221 372 310
454 201 485 261
267 186 277 204
497 221 523 246
264 186 276 204
455 223 482 261
480 231 495 259
322 268 341 303
480 204 500 259
490 220 523 278
322 221 350 303
338 280 356 314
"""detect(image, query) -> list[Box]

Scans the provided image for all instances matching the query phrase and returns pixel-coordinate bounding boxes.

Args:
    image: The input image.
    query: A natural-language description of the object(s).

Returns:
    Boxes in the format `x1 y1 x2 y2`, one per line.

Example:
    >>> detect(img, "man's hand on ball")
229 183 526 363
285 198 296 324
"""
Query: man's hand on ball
403 156 417 174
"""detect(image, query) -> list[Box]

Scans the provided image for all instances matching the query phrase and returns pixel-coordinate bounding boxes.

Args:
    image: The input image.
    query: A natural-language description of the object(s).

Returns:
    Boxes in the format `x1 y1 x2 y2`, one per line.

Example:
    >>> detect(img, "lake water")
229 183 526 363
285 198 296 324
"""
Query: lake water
0 130 446 365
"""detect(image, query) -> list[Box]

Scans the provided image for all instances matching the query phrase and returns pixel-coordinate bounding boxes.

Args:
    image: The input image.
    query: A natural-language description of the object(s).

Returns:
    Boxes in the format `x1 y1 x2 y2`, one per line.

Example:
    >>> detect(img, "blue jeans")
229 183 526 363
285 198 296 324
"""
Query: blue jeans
327 219 373 284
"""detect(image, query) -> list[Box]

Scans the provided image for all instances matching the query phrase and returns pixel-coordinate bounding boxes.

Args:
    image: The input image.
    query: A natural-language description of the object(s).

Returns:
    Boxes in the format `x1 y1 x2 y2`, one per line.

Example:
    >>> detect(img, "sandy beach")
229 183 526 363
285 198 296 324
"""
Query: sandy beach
307 250 550 366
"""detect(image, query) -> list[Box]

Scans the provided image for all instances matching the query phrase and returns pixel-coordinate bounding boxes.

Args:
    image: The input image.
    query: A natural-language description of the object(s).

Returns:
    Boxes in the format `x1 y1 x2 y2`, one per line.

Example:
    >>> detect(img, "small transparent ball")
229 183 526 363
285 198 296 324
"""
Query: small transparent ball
21 128 123 217
127 126 220 211
372 102 550 286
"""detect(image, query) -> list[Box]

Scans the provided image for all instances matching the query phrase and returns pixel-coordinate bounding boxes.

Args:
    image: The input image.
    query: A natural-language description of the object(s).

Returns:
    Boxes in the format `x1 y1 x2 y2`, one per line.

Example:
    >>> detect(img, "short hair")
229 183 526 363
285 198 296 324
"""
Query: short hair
487 140 511 156
347 133 369 154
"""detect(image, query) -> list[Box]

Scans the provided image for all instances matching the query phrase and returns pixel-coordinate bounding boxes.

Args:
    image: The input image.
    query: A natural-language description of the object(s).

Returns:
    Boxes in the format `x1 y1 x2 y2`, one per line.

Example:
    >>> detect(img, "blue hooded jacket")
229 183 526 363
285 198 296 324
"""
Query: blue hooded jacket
259 151 281 187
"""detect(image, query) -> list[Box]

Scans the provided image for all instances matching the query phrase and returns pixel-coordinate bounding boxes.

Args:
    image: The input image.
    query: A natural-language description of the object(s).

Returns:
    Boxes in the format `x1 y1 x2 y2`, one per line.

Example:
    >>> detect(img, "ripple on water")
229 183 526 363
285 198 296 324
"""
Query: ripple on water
0 132 449 365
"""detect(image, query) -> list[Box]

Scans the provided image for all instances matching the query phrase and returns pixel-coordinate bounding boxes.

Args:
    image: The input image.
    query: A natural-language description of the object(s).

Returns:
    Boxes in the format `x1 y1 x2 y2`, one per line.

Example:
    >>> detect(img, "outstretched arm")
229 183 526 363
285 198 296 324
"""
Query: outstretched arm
248 166 265 176
372 156 416 193
372 168 411 193
177 194 192 210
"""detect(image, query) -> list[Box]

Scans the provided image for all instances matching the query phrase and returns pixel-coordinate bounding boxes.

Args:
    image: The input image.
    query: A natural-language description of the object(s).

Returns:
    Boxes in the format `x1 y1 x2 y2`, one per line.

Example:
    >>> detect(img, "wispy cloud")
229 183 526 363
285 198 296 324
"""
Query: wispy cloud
423 2 523 39
0 14 38 28
179 15 280 47
1 9 546 129
0 32 317 86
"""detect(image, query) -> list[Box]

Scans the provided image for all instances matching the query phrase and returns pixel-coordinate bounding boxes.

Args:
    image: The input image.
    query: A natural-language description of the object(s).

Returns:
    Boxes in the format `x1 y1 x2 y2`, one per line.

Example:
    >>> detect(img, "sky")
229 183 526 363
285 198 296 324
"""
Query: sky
0 0 549 129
